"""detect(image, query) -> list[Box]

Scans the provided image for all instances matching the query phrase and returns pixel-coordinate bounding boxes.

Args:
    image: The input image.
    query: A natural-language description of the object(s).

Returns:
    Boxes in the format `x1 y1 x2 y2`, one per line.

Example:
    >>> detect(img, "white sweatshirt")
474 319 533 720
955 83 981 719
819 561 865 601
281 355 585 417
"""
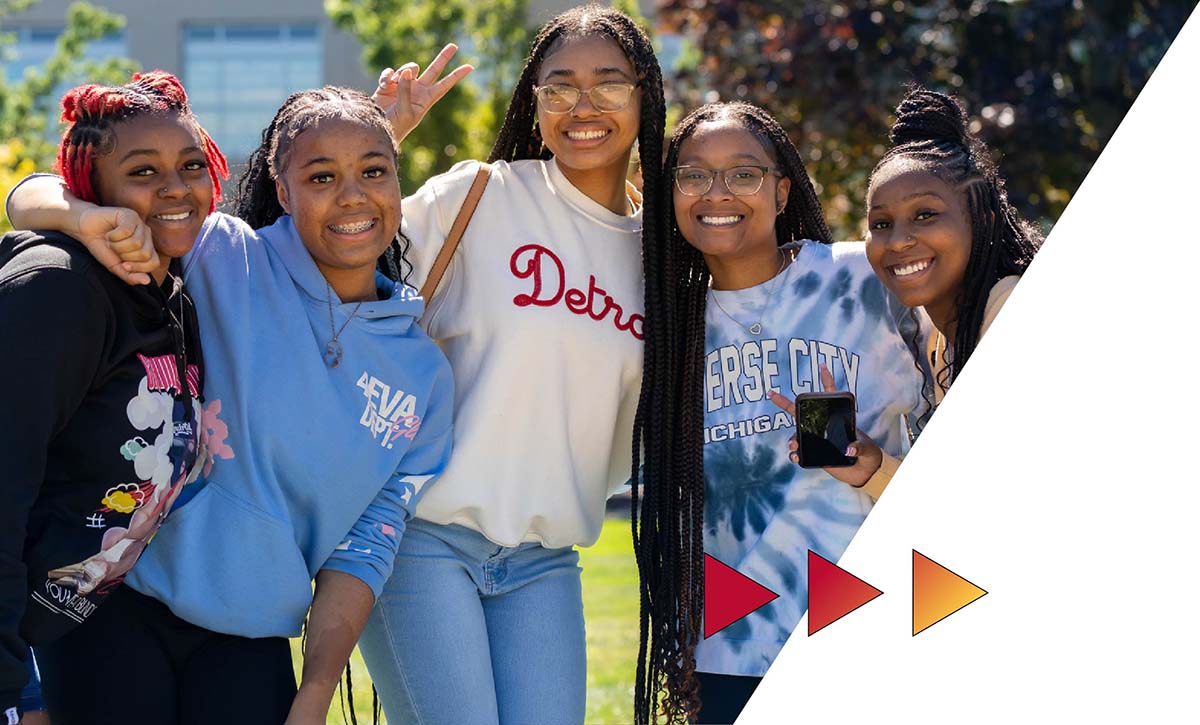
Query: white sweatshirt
400 158 644 548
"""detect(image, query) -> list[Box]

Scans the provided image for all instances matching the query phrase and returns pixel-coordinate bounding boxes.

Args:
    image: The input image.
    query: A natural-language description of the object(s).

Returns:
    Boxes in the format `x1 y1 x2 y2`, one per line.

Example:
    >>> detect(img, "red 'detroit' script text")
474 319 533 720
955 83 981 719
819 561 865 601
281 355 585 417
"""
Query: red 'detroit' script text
509 243 644 340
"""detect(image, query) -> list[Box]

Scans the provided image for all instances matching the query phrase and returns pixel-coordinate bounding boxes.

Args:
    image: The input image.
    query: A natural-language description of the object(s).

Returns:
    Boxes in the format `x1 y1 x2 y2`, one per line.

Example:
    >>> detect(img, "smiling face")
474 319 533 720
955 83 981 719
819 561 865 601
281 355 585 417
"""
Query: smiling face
536 34 641 178
91 112 214 269
672 121 790 266
273 117 401 296
865 163 973 325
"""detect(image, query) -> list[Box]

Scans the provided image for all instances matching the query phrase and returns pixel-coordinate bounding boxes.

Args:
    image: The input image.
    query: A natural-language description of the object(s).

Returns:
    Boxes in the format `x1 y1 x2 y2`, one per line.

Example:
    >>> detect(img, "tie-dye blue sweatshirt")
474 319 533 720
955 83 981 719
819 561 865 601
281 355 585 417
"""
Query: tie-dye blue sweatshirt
697 240 926 677
125 213 454 638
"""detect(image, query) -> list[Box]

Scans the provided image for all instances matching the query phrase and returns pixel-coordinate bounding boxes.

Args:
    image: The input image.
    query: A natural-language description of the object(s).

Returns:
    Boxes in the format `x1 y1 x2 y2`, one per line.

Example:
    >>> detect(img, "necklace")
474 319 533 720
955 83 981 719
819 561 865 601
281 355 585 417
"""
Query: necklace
164 271 187 364
324 283 364 368
161 270 196 405
708 250 792 336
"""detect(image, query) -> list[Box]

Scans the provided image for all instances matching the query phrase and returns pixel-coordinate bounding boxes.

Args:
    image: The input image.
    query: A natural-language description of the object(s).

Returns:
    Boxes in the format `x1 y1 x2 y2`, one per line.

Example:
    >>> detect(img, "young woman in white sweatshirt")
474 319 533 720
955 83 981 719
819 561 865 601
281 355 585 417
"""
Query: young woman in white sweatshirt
361 5 667 724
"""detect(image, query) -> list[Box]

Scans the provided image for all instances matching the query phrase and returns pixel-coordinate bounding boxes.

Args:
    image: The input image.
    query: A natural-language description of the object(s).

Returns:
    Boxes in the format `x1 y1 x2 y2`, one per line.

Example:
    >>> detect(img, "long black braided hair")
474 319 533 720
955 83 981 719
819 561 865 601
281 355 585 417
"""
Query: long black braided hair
483 5 681 723
634 101 833 723
234 85 413 284
869 87 1042 394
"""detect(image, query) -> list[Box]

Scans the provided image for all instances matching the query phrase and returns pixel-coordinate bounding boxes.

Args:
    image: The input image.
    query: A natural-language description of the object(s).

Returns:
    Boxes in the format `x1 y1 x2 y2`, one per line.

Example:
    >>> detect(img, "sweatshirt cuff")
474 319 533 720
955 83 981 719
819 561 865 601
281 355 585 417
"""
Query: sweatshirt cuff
859 453 902 502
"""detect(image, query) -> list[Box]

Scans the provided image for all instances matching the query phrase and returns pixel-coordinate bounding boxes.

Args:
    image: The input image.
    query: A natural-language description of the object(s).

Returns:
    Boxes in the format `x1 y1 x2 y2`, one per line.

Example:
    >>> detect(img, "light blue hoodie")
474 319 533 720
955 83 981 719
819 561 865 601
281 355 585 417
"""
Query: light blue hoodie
126 213 454 638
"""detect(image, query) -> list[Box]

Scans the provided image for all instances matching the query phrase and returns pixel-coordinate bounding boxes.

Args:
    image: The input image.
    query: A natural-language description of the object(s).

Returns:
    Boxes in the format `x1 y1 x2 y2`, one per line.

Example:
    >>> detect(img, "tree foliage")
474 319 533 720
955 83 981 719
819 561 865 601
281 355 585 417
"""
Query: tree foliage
1 0 136 229
326 0 531 188
659 0 1196 239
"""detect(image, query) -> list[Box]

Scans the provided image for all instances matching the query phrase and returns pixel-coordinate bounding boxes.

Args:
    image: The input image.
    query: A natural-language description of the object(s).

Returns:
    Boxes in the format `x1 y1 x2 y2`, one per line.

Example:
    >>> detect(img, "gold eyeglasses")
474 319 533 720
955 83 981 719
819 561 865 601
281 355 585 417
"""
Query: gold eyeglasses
533 81 641 114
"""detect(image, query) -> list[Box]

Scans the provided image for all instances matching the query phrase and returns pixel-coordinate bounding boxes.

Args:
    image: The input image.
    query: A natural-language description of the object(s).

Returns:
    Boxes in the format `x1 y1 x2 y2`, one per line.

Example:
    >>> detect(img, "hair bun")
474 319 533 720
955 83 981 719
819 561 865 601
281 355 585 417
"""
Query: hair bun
889 87 971 149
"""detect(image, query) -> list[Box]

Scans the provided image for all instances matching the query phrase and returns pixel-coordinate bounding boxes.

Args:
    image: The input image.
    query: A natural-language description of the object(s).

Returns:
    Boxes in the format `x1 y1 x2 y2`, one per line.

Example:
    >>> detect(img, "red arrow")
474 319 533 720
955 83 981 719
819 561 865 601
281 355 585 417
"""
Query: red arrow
807 550 883 635
703 554 780 639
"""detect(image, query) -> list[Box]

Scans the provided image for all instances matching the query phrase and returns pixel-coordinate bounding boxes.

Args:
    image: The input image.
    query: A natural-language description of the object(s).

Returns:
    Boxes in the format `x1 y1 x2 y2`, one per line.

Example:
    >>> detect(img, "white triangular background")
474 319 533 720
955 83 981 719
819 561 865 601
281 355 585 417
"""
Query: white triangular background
743 6 1200 722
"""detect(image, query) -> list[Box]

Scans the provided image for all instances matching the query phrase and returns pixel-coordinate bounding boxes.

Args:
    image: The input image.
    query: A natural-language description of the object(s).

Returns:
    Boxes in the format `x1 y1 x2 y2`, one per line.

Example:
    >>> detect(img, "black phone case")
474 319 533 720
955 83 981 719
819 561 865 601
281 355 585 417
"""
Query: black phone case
794 391 857 468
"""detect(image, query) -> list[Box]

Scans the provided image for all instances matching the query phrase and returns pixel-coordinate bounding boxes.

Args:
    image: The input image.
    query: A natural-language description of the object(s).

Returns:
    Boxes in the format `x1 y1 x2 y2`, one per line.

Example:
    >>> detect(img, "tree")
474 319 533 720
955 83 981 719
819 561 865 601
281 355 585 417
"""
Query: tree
326 0 531 188
659 0 1195 239
1 0 136 230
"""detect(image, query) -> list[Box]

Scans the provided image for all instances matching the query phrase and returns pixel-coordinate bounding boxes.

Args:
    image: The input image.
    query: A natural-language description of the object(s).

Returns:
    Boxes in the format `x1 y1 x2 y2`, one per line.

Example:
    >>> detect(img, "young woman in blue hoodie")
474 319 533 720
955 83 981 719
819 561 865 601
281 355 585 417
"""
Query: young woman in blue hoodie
6 87 454 725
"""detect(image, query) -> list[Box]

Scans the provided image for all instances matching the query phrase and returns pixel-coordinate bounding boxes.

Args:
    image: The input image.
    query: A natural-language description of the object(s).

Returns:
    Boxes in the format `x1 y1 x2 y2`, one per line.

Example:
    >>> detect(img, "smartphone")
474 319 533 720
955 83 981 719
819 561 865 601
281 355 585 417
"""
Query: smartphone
794 391 857 468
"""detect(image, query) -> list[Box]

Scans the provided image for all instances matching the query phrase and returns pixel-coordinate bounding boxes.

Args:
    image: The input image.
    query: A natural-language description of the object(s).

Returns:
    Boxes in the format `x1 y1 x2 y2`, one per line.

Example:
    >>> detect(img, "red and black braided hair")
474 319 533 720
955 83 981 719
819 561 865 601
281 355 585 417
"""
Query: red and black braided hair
54 70 228 211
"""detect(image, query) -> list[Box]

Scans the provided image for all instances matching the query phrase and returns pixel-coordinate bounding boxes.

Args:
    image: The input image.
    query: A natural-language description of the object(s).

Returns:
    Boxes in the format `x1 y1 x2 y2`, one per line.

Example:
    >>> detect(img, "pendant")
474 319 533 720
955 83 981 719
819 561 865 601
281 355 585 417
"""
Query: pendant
749 322 763 335
324 340 343 368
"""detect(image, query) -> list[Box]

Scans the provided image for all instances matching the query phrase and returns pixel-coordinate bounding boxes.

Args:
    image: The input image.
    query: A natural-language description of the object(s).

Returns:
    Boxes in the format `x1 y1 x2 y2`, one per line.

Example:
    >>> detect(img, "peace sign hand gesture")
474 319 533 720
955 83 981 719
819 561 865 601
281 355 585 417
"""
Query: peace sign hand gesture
372 44 474 144
767 364 884 488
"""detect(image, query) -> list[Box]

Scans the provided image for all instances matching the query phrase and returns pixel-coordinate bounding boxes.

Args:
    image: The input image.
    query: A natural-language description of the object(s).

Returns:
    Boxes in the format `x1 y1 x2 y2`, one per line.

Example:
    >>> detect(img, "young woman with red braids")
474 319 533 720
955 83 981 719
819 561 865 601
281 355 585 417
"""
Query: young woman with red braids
0 71 223 724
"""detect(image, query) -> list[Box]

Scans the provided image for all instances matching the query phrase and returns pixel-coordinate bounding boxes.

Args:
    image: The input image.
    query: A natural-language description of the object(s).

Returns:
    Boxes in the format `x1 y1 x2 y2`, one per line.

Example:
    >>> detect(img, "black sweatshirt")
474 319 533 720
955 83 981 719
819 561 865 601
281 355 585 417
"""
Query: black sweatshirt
0 231 204 714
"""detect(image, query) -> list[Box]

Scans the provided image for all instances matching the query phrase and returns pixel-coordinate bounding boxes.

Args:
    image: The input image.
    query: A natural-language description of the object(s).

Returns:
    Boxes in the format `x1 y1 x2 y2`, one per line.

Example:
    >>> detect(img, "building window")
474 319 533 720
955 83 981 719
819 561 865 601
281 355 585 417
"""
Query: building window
184 23 322 161
2 27 128 141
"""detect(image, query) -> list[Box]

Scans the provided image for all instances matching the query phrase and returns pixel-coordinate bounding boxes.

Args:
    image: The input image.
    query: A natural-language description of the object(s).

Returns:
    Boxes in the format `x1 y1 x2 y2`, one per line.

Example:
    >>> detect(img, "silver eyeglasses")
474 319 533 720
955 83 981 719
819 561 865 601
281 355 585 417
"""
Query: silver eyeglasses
533 81 640 114
672 165 780 196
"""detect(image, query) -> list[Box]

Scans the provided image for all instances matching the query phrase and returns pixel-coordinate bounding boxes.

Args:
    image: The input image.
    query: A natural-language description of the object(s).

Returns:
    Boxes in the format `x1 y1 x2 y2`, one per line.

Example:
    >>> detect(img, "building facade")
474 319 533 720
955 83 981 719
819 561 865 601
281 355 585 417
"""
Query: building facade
5 0 659 164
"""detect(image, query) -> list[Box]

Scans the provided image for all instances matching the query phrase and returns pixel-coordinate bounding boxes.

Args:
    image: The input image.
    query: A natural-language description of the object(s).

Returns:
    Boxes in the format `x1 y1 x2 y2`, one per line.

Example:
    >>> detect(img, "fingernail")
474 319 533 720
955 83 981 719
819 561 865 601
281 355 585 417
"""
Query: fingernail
122 263 133 271
846 446 857 456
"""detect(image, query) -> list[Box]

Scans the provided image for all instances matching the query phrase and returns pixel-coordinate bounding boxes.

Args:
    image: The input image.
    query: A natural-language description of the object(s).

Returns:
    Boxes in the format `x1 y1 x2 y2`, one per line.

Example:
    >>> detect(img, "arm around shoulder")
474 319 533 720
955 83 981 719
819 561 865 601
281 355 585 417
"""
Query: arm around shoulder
5 175 85 235
7 176 160 287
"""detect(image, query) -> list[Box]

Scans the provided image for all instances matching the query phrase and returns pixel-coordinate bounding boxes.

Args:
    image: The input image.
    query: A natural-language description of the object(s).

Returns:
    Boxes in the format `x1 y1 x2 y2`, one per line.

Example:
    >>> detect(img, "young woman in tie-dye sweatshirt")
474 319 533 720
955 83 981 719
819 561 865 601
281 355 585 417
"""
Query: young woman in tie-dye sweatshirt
637 102 929 724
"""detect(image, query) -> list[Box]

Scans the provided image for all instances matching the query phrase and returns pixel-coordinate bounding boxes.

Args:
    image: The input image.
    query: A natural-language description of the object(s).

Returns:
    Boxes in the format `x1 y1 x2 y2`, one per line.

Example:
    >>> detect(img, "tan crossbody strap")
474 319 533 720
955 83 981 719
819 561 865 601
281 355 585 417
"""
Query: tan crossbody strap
418 163 491 301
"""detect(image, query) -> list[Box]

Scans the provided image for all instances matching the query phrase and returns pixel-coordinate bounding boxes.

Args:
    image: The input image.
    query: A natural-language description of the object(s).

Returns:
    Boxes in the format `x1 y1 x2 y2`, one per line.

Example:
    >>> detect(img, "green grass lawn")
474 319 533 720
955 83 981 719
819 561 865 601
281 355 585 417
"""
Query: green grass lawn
293 516 639 724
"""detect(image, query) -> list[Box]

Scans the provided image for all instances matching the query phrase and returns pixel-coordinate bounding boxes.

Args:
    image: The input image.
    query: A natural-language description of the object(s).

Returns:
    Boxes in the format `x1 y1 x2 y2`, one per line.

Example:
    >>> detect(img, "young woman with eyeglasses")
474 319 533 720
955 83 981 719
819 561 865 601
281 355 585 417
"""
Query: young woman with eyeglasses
362 5 673 724
639 102 928 723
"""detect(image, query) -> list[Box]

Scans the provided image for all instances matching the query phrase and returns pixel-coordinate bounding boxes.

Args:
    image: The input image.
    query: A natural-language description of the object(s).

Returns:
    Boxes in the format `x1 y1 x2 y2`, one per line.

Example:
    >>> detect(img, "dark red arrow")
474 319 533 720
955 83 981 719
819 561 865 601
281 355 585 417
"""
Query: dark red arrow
807 550 883 635
704 554 780 639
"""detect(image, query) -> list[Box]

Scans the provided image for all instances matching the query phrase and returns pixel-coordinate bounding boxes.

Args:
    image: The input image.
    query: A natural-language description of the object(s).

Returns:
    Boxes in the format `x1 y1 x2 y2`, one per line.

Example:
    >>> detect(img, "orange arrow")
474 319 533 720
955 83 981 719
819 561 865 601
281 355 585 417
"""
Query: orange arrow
807 550 883 635
703 554 779 638
912 550 987 635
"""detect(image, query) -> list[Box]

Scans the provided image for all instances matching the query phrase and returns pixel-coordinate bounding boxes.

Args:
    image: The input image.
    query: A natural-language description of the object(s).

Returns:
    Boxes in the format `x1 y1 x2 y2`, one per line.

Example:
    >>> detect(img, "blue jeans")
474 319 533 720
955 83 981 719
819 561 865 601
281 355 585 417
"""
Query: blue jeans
21 649 45 713
359 519 586 725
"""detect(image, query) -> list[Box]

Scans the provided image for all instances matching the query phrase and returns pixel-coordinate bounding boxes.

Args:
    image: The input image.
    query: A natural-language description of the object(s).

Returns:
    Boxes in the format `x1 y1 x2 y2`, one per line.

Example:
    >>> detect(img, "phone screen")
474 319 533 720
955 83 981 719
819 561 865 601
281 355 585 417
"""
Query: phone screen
794 394 856 468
